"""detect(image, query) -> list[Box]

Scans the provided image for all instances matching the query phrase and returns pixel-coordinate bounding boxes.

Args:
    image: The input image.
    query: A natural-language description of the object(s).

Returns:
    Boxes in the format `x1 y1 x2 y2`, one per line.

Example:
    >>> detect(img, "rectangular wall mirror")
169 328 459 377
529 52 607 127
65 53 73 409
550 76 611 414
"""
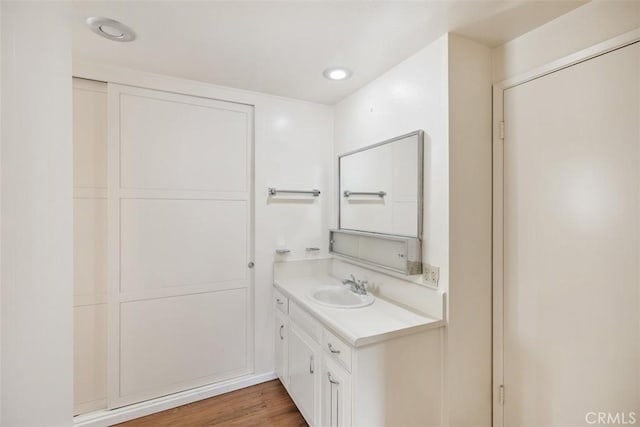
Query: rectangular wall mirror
339 130 423 237
331 130 424 275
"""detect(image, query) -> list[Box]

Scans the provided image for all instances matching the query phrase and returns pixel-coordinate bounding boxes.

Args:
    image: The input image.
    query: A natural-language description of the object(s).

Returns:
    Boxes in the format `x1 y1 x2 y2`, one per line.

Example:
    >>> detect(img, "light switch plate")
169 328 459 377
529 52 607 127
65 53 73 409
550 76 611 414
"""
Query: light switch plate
423 263 440 287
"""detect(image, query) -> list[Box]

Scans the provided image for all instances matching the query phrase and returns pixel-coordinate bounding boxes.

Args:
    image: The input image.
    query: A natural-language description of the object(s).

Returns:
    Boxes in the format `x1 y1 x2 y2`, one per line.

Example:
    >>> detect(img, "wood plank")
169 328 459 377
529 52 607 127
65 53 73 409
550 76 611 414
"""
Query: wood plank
115 380 307 427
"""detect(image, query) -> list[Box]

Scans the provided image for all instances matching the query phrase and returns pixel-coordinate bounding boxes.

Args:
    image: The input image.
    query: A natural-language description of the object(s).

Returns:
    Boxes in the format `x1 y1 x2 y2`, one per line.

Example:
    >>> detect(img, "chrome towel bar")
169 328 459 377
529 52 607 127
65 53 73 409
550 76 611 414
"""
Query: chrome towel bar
269 187 320 197
343 190 386 198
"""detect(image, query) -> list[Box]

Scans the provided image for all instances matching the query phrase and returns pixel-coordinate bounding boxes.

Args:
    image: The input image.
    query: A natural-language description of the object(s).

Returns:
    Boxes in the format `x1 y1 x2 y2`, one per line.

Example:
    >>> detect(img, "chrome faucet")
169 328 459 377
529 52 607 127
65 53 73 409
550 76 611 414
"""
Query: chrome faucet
342 274 368 295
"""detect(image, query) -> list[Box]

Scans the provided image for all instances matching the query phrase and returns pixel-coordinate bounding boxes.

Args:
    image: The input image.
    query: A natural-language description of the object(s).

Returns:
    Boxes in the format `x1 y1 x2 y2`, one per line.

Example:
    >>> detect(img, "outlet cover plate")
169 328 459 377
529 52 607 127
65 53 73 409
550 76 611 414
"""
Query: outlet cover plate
423 263 440 287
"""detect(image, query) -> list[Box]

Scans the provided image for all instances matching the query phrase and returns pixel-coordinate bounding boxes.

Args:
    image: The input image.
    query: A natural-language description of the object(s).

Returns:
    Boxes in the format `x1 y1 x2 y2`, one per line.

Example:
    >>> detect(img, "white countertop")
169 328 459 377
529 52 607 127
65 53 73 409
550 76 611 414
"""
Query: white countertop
274 275 445 347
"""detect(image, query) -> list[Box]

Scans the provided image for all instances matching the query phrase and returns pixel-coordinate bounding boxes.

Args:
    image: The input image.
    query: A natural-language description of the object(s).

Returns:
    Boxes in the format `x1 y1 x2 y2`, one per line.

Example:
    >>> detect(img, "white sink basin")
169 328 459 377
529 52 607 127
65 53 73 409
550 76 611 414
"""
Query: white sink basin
309 286 374 309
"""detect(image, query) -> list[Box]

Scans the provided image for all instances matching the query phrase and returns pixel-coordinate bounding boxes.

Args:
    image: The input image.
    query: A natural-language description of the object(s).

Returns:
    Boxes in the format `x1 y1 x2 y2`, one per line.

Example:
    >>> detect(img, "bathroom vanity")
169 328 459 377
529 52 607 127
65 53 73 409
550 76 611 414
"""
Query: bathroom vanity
273 274 444 427
271 130 444 426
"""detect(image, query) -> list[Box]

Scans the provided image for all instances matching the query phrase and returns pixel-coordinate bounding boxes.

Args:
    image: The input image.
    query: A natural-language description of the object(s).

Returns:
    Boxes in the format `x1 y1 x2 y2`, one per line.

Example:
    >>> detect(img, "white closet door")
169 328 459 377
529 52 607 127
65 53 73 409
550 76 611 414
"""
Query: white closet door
107 84 254 408
502 43 639 426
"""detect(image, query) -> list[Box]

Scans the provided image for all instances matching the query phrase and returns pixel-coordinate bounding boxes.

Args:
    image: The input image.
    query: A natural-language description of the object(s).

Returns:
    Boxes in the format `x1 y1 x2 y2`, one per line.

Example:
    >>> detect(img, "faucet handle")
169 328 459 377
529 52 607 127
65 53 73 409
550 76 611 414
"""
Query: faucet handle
355 279 368 295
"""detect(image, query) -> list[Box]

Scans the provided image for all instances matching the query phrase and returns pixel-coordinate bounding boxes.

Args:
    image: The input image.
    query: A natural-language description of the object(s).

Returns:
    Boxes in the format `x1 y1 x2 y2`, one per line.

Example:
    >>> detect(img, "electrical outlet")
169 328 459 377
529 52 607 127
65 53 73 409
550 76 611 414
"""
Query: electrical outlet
423 263 440 287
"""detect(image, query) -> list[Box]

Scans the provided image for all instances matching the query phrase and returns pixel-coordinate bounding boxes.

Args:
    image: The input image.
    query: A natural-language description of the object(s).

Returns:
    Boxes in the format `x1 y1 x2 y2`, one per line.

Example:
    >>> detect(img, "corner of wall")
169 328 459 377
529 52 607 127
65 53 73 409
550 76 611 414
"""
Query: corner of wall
492 1 640 83
0 3 3 421
1 2 74 425
446 32 493 427
332 31 494 426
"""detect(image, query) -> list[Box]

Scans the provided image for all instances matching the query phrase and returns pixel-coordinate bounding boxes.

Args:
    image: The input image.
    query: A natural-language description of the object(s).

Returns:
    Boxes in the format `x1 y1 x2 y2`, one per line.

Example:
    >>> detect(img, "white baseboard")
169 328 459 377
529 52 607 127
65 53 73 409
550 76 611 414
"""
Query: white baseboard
74 399 108 419
73 372 277 427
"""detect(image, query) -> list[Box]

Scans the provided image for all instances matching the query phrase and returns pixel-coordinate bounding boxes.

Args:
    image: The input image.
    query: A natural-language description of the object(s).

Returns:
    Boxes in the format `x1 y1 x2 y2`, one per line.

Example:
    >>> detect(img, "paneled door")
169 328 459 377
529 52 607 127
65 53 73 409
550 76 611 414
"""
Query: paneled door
107 84 254 408
498 42 639 426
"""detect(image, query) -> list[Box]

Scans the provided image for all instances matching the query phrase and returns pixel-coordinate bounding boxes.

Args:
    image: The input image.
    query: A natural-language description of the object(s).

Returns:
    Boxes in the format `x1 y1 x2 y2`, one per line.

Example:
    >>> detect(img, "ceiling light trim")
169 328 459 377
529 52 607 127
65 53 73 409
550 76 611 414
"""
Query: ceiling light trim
86 17 136 42
323 67 353 81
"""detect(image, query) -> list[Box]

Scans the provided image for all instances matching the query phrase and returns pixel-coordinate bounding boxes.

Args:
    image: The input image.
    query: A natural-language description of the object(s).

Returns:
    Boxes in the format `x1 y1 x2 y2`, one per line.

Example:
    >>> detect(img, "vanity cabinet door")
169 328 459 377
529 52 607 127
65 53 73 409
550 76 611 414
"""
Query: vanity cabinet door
321 357 351 427
275 310 288 388
288 324 320 426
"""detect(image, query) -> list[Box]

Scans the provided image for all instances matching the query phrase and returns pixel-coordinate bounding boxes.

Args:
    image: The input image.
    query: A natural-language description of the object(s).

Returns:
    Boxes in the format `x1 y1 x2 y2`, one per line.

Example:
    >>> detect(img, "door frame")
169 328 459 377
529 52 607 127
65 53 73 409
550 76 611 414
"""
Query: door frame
492 28 640 427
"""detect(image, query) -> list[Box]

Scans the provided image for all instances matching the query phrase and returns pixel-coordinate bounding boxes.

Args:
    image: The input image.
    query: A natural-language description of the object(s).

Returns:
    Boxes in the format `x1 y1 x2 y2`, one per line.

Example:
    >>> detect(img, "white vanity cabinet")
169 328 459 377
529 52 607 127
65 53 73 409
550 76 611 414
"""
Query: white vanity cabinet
274 288 289 387
321 356 351 427
274 283 443 427
288 323 321 424
277 298 346 427
274 310 288 387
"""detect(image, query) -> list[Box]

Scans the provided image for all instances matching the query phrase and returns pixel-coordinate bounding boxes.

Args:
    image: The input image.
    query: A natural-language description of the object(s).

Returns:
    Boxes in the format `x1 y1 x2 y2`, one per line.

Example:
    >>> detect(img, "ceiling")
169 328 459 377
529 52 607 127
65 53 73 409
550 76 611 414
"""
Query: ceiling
72 1 586 105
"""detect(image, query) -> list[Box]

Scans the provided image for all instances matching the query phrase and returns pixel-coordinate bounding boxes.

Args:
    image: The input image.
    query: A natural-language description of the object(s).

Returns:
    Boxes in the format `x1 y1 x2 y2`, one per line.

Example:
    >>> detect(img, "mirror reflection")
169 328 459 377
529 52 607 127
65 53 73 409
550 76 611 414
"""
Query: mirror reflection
339 131 423 238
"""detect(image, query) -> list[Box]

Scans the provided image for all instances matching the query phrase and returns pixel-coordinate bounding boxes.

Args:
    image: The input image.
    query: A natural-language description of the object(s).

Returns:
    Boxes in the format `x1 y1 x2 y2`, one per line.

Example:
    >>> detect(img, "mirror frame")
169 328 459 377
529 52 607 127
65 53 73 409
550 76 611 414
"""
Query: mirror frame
337 130 424 240
332 130 424 276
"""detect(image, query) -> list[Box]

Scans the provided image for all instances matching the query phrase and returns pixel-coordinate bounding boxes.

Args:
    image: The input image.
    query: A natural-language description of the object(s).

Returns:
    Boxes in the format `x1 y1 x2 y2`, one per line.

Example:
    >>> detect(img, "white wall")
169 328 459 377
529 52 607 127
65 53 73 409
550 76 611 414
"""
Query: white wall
1 2 74 426
254 96 333 373
334 34 450 292
0 4 3 421
0 4 3 420
334 33 492 427
72 63 334 384
493 1 640 83
447 34 492 427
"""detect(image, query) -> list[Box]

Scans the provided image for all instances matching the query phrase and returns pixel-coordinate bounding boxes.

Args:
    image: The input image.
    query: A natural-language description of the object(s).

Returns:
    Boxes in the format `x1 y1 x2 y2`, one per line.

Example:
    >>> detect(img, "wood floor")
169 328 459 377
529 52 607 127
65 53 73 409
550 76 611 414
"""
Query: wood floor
115 380 307 427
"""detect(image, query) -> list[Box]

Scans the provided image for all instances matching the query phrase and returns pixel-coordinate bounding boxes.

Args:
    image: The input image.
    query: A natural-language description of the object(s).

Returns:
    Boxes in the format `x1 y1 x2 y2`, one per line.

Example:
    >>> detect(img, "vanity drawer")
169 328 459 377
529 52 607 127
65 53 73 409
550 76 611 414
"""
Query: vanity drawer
274 288 289 314
289 301 322 343
323 328 352 372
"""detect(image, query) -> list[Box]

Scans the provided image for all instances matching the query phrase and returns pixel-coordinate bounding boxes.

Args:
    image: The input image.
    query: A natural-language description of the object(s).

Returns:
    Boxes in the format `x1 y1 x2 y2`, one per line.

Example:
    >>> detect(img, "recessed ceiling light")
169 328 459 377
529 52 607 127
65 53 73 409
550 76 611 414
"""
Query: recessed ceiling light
86 17 136 42
323 67 352 81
